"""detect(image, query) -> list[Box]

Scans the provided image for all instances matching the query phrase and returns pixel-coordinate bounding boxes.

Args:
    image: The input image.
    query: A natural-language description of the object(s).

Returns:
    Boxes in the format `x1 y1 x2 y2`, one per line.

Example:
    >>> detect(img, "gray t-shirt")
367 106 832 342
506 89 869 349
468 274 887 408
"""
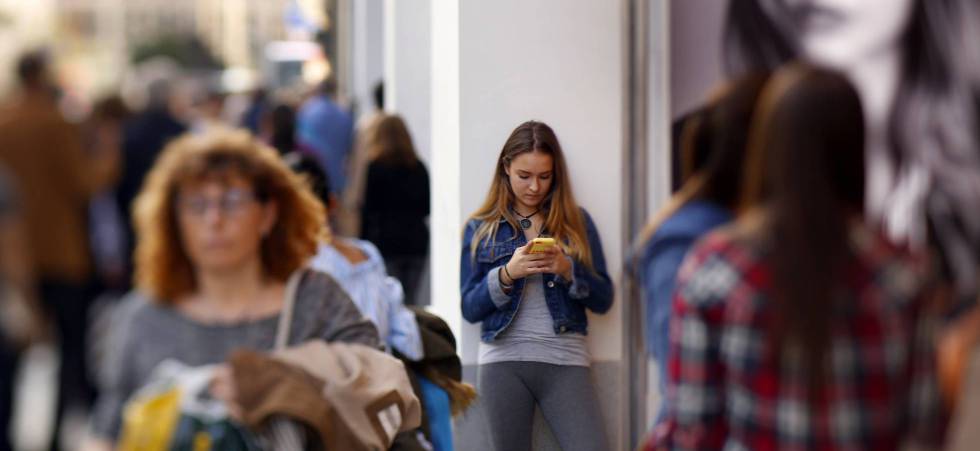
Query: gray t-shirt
479 274 591 367
90 269 380 440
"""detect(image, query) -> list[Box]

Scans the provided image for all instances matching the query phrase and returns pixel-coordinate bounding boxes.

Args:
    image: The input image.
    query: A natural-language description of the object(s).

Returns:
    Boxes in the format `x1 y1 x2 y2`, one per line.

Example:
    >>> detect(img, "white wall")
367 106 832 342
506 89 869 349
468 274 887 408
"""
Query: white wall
384 0 432 163
351 0 385 118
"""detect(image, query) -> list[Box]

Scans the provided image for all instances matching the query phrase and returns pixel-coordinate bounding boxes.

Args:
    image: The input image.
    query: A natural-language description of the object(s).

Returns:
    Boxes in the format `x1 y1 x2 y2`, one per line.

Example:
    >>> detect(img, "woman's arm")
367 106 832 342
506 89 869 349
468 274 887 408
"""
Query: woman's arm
460 223 522 323
88 296 143 446
644 236 698 375
313 272 382 348
563 209 614 313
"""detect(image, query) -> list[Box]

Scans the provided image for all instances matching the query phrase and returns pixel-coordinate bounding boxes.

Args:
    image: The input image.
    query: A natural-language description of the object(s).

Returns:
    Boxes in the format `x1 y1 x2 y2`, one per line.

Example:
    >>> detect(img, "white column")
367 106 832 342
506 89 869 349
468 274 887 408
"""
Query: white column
350 0 385 117
645 0 673 429
429 0 463 342
430 0 627 448
384 0 432 163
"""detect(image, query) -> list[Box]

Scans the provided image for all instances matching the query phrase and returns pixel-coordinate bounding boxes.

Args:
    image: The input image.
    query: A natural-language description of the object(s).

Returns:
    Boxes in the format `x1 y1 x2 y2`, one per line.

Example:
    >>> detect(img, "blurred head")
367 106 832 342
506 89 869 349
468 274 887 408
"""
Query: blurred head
146 78 174 111
16 50 51 91
92 95 130 124
320 77 339 97
469 120 593 268
743 65 865 219
638 74 769 249
372 81 384 111
284 150 334 210
368 114 419 167
199 91 225 119
269 103 297 155
133 130 325 302
742 64 865 385
693 73 770 209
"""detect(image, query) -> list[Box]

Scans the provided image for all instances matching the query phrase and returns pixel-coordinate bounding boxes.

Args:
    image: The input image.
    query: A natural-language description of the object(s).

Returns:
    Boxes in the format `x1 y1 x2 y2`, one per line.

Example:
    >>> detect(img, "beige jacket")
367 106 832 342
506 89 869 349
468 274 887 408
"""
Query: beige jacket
232 341 421 451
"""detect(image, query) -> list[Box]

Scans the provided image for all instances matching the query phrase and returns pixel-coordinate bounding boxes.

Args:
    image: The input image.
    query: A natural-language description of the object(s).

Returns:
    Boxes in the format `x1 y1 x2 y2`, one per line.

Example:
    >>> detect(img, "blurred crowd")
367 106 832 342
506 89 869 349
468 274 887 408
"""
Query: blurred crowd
0 47 441 451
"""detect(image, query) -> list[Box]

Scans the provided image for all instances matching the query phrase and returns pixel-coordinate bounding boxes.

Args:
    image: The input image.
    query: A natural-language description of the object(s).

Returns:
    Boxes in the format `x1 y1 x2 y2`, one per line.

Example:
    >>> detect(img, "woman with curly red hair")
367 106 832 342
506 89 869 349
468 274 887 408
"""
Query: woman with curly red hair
86 130 379 447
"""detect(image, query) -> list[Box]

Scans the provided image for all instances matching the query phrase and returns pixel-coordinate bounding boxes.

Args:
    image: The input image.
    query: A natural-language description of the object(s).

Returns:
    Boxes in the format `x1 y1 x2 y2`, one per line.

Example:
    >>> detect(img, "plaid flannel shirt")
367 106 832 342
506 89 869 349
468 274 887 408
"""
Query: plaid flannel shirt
650 223 944 451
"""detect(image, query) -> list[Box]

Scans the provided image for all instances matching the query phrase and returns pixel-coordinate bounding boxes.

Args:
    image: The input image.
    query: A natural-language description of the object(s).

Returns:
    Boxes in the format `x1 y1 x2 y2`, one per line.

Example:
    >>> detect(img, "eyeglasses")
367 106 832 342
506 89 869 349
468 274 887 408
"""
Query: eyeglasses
177 188 257 218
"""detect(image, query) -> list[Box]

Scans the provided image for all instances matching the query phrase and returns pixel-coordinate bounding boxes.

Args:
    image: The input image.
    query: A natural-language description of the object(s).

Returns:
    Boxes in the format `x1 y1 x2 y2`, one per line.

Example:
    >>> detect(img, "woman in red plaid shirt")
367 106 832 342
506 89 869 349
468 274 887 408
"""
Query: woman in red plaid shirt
650 65 945 450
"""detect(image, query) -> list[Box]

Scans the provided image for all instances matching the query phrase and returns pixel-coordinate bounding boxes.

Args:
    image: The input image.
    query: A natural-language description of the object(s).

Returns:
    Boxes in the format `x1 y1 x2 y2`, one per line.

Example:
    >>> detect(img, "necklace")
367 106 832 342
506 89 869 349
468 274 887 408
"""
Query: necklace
513 208 541 230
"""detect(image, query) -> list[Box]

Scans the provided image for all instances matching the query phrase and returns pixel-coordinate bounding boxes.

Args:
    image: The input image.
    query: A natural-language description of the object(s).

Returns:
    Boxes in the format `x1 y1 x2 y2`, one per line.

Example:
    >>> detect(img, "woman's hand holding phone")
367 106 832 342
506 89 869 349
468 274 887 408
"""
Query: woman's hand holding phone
503 240 573 282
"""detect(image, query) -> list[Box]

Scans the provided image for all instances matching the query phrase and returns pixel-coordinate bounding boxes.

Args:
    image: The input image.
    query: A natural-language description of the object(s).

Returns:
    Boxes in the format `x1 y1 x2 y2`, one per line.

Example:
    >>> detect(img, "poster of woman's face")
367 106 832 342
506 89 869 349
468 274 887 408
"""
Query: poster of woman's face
720 0 980 308
756 0 915 68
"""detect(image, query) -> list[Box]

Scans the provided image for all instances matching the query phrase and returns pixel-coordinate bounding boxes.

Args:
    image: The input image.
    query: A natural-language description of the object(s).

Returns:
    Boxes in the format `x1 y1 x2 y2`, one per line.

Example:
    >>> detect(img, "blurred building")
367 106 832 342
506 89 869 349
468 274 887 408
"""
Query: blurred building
0 0 323 103
66 0 292 66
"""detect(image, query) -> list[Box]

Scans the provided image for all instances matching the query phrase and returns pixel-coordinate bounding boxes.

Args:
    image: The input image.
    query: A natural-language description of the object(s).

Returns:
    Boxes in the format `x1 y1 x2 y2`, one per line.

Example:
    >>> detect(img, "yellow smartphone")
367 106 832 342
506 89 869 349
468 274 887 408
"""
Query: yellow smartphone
529 237 556 253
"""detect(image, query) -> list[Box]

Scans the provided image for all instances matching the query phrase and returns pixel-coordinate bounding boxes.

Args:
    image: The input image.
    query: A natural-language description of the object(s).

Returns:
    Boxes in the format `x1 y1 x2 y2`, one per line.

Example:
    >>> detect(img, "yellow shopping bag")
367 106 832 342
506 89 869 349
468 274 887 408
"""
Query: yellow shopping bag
116 361 261 451
118 386 182 451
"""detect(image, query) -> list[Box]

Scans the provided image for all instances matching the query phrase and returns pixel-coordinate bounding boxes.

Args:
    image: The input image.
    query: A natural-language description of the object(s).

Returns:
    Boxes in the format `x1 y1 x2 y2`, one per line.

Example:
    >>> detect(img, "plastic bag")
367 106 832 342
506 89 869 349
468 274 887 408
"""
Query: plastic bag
118 360 262 451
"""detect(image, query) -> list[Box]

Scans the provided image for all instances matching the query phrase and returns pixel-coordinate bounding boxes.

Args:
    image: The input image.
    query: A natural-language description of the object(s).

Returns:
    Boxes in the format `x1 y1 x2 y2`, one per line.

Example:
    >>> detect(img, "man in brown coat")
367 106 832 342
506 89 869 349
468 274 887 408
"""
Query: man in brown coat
0 50 119 451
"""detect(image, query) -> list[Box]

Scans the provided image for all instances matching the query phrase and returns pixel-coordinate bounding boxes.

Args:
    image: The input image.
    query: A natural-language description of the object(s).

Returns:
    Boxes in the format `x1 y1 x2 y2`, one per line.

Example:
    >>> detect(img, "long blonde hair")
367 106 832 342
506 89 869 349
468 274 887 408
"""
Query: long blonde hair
467 121 593 269
367 114 419 167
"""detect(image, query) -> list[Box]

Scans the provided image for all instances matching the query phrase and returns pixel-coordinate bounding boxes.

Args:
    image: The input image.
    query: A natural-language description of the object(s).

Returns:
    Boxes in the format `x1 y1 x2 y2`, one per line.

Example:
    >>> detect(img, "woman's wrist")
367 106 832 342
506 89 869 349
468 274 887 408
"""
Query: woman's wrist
500 263 516 285
500 262 517 285
498 265 514 294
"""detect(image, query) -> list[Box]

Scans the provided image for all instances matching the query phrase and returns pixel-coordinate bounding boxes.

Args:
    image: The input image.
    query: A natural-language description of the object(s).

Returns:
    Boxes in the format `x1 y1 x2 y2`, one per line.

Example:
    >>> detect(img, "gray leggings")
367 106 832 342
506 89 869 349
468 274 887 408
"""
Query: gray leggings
478 361 609 451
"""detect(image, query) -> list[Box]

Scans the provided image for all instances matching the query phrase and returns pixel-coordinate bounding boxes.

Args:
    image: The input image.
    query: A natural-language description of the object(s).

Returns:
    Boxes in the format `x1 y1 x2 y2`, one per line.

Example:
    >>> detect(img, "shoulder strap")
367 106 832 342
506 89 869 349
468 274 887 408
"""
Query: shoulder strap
274 270 304 350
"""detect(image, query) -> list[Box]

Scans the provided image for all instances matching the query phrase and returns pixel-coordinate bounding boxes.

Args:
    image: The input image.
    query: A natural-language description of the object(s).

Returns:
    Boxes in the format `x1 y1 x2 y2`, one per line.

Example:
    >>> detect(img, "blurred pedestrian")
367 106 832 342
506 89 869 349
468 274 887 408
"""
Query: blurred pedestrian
0 165 42 451
115 76 187 289
296 77 354 197
0 50 119 451
340 81 385 236
650 65 944 450
636 73 767 425
241 88 269 134
86 130 379 448
361 114 430 306
261 103 297 156
87 95 131 293
286 151 422 360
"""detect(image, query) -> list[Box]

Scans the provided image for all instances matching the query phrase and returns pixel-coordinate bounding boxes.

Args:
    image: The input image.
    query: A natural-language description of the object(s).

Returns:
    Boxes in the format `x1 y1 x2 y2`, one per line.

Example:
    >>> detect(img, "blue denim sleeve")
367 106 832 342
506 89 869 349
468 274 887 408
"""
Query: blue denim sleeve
564 209 614 314
460 222 521 323
381 276 424 361
643 236 695 406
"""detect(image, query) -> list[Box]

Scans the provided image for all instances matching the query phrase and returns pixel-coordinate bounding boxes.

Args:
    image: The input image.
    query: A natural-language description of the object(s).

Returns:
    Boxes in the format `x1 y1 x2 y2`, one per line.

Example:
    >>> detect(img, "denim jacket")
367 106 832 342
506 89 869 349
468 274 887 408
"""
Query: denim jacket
638 200 731 422
460 208 613 342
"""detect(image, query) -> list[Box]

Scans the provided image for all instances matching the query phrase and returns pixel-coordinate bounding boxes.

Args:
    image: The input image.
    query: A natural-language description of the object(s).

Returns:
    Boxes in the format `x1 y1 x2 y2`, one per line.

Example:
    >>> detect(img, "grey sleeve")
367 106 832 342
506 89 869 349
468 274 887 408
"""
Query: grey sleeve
487 266 514 308
89 297 142 441
302 270 382 349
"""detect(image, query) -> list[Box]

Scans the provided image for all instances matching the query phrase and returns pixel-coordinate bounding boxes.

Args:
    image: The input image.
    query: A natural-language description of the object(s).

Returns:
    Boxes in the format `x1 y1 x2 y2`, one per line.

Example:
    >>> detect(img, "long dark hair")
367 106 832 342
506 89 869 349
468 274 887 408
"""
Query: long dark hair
725 0 980 303
692 73 770 209
742 65 865 387
639 73 769 246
